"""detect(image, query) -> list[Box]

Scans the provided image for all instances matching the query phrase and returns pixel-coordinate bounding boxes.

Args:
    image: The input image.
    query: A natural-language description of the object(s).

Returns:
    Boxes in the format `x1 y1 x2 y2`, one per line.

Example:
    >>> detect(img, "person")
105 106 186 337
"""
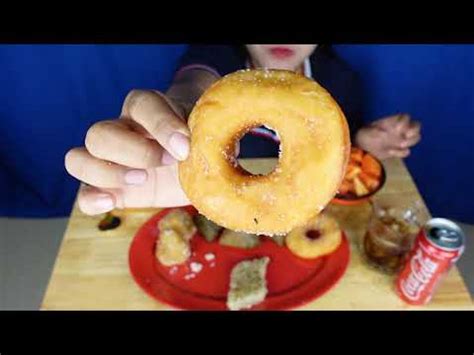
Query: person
65 44 421 215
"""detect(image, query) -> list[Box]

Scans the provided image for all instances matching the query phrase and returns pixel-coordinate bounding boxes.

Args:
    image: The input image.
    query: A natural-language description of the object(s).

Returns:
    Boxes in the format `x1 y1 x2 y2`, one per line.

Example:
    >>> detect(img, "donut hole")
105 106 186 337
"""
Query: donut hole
305 230 322 240
235 126 281 176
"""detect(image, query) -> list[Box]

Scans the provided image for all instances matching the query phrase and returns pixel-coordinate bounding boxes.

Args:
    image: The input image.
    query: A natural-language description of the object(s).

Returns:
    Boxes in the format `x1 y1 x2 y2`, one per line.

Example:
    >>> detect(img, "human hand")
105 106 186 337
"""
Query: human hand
65 90 191 215
354 114 421 160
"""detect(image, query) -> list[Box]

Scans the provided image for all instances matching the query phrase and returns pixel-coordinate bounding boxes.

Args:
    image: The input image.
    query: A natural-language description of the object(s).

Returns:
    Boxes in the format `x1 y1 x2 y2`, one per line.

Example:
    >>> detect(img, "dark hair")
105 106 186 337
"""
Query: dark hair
231 45 250 62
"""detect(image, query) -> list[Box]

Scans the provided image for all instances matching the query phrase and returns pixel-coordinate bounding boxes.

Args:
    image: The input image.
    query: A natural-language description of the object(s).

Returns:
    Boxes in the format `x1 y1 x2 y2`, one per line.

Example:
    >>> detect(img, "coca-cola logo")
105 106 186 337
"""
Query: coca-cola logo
400 249 439 301
411 249 438 283
401 274 423 300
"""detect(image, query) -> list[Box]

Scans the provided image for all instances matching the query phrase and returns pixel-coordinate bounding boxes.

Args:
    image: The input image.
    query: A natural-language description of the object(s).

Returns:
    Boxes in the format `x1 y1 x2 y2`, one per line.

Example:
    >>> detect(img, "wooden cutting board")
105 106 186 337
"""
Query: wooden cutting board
41 158 472 310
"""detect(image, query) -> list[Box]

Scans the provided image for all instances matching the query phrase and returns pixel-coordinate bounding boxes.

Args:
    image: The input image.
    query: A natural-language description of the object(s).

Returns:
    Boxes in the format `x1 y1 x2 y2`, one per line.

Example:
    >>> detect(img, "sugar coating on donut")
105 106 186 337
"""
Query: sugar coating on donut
179 69 350 235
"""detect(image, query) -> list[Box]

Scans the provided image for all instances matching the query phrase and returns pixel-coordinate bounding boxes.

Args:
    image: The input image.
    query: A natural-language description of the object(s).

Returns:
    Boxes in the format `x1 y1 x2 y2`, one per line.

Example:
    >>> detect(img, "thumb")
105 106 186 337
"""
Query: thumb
121 90 191 161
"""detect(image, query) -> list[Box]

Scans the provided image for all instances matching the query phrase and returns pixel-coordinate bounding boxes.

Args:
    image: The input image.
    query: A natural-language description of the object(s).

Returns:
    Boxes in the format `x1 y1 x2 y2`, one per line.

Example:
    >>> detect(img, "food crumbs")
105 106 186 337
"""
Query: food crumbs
204 253 216 261
190 262 203 273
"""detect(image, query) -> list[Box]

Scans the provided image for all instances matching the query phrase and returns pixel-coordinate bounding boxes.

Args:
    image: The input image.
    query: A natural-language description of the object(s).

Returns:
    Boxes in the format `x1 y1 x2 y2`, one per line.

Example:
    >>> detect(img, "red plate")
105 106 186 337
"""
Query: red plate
129 206 350 310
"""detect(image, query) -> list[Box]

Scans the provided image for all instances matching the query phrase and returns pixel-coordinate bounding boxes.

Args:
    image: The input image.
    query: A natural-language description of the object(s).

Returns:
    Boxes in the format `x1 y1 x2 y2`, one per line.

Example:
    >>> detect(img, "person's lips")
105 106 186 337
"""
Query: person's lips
269 47 294 59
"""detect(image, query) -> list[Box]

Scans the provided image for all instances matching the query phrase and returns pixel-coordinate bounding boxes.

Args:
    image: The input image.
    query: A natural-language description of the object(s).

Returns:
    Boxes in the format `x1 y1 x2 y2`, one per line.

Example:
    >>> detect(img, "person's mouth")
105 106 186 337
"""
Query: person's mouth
268 47 294 59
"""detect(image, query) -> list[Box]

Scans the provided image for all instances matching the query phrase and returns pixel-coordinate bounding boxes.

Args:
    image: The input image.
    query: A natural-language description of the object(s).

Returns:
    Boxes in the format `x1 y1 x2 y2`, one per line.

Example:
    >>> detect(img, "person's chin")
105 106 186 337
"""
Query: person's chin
261 59 301 72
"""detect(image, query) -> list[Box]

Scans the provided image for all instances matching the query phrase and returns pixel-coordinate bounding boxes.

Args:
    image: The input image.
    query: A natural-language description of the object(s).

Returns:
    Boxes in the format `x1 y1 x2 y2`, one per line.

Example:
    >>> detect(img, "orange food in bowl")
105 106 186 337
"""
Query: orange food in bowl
361 154 382 178
350 148 364 163
359 171 380 191
334 147 385 201
338 180 353 195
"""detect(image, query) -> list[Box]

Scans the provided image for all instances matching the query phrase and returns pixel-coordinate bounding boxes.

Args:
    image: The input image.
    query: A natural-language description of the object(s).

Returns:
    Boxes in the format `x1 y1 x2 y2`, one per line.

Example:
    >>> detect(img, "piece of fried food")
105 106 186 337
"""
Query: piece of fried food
219 229 261 249
337 147 384 198
353 176 370 196
155 228 191 266
227 257 270 311
270 235 286 247
193 213 223 242
361 153 382 178
158 209 196 241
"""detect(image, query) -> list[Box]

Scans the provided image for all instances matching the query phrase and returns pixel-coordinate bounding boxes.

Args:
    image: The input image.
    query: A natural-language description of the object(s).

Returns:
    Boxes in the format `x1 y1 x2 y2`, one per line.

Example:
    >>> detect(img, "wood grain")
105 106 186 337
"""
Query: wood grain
41 158 472 310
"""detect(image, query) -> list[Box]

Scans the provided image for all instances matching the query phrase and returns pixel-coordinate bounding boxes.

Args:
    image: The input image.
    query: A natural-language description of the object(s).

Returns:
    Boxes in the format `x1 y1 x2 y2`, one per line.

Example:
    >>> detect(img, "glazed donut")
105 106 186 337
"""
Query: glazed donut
285 212 342 259
179 69 350 235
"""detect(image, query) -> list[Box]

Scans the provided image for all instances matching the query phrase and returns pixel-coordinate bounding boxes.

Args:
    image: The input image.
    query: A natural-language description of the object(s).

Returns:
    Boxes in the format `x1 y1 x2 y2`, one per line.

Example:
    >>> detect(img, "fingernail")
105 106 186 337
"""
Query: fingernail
95 194 114 210
169 132 190 160
161 150 178 165
124 169 148 185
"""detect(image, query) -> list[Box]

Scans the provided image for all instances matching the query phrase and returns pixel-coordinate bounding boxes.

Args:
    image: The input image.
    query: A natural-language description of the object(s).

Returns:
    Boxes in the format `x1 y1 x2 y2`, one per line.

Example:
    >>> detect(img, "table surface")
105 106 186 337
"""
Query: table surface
41 158 473 310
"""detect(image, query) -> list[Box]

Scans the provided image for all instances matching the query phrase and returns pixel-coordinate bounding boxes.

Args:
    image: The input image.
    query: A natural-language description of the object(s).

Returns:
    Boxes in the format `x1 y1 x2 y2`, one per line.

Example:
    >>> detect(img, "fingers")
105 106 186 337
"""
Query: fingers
85 119 175 169
371 114 421 150
371 114 401 131
394 114 411 134
121 90 190 161
404 121 421 139
355 125 414 161
76 165 191 215
65 147 148 188
388 148 411 158
372 113 412 132
400 132 421 149
78 185 117 215
398 121 421 149
69 89 191 214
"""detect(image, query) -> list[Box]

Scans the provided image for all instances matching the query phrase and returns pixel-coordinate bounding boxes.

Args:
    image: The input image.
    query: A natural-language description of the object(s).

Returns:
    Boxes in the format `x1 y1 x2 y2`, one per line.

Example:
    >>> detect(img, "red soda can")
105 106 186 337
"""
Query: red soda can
395 218 465 305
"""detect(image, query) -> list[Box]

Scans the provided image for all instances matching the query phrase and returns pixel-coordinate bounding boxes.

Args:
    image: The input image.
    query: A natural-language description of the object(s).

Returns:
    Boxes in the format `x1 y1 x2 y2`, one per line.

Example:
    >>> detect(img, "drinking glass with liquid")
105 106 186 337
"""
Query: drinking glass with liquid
363 196 424 274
